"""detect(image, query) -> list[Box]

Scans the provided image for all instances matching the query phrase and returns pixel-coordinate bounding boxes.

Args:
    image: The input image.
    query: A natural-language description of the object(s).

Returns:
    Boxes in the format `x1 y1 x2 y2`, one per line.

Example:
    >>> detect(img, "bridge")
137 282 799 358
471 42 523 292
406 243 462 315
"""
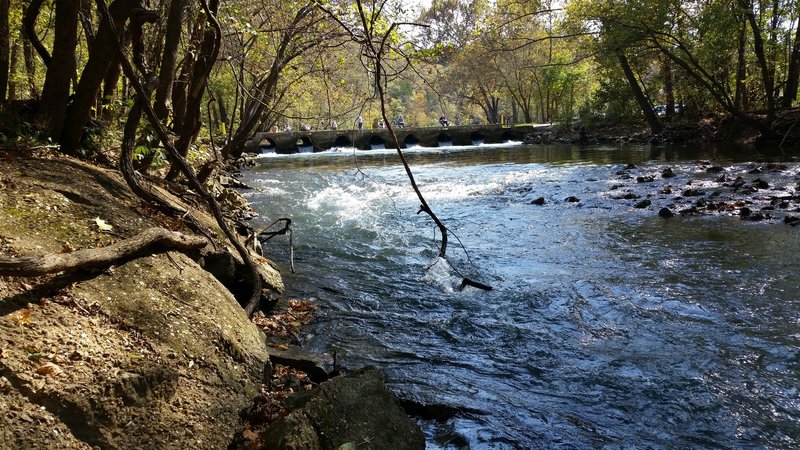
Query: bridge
244 124 548 154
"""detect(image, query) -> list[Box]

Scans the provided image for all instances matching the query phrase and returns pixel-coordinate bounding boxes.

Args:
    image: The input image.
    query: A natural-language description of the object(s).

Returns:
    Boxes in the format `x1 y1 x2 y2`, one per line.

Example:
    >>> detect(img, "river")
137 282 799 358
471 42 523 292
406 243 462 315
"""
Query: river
242 143 800 449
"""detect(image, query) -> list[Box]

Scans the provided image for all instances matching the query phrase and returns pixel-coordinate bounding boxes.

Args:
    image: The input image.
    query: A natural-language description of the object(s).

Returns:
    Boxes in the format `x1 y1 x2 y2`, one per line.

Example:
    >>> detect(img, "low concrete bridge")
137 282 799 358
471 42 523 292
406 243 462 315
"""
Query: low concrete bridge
244 124 547 153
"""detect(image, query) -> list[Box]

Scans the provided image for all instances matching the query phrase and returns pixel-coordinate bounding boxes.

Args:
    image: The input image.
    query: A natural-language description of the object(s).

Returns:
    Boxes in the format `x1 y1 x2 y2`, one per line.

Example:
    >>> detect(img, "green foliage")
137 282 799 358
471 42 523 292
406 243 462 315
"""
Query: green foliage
133 145 168 169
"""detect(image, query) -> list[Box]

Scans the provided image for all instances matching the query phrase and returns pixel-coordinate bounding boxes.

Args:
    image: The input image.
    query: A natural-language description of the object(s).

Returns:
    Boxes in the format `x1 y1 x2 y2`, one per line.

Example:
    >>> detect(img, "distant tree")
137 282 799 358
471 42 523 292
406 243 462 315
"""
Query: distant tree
220 1 344 159
0 0 9 100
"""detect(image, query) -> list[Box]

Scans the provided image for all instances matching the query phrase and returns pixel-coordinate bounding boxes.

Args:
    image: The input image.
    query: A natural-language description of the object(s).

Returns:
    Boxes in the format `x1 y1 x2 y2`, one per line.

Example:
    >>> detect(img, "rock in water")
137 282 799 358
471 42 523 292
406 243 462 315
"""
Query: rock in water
261 367 425 449
659 207 675 218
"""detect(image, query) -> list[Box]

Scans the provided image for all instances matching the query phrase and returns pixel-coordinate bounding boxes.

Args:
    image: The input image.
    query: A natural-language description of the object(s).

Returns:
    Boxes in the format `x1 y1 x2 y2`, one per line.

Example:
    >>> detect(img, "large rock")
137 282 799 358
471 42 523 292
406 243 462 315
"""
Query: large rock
0 154 273 449
261 367 425 450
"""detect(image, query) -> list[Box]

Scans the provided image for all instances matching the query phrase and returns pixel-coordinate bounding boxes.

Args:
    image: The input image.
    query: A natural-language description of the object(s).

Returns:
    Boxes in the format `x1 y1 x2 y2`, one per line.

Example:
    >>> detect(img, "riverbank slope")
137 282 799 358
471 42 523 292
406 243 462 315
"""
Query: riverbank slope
0 147 424 449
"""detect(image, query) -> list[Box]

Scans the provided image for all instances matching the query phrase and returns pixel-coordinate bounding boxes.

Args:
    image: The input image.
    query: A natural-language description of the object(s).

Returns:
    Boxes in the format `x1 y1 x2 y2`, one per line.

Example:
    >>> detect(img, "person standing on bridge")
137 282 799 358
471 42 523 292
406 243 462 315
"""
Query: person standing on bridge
396 115 405 128
439 115 449 127
357 115 364 130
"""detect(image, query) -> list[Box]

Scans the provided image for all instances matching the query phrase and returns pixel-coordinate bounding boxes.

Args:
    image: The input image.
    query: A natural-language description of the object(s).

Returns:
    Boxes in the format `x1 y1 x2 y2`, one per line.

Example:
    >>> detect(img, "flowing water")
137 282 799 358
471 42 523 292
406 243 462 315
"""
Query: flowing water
242 143 800 449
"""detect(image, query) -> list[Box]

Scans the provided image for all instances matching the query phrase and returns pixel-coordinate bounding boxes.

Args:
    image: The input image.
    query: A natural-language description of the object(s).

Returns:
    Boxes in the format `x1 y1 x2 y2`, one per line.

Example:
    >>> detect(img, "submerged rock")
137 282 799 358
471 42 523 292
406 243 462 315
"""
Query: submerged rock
532 197 546 205
634 199 652 208
731 177 746 188
659 207 675 218
682 188 704 197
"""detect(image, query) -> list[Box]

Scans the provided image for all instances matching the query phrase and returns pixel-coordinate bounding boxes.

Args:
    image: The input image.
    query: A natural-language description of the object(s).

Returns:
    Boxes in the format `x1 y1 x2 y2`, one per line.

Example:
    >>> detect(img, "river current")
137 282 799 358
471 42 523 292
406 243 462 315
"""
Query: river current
242 143 800 449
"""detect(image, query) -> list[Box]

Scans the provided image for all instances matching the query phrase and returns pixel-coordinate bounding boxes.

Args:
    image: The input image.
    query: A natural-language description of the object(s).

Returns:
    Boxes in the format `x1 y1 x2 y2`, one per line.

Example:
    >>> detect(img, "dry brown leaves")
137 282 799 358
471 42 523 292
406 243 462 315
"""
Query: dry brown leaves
251 299 319 345
240 299 319 449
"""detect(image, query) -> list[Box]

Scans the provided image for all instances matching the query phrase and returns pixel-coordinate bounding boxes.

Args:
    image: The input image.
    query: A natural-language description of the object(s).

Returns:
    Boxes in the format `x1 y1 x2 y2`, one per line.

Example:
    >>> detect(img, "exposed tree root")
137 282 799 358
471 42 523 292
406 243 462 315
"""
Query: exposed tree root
0 227 207 277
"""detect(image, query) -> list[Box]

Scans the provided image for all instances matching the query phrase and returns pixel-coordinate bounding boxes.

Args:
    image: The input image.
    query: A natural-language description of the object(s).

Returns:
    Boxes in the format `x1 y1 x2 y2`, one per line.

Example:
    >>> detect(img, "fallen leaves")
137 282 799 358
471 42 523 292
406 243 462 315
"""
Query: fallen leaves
251 299 318 344
240 302 320 449
11 308 32 326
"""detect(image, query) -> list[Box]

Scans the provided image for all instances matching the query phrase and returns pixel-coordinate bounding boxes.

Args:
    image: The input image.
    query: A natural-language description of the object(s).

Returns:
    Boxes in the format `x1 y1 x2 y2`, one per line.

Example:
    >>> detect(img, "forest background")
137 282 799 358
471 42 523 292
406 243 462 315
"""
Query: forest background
1 0 799 172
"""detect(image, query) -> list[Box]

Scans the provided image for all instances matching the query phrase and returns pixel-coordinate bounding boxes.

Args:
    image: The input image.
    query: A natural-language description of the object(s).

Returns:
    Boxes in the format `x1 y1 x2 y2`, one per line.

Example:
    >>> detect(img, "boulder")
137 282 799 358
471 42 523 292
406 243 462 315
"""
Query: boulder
261 367 425 450
0 154 272 449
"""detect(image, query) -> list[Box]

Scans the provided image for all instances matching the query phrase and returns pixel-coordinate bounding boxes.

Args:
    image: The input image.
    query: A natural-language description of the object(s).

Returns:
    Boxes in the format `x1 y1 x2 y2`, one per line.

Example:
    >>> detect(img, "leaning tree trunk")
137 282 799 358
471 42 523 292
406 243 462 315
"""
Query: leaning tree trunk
22 0 51 66
618 49 662 134
154 0 185 122
36 0 80 138
739 0 776 123
166 0 220 180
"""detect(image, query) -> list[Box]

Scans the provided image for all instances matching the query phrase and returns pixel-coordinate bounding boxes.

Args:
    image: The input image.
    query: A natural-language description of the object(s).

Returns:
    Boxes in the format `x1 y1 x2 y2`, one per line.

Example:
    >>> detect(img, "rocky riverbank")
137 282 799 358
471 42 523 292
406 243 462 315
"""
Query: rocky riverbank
525 112 800 148
0 147 424 449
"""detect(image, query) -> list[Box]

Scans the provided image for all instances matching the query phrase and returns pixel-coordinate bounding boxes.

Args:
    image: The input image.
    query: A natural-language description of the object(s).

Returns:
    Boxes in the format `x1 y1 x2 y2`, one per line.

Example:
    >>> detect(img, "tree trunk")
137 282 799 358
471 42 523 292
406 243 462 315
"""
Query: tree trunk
101 53 122 120
618 49 662 134
101 7 156 121
166 0 220 180
221 68 281 158
22 0 51 66
0 0 10 100
735 15 748 110
22 39 37 98
171 13 206 134
783 13 800 107
663 56 674 120
36 0 80 138
8 39 18 100
60 0 140 155
739 0 776 122
216 88 229 129
511 101 518 124
79 0 95 53
154 0 185 122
